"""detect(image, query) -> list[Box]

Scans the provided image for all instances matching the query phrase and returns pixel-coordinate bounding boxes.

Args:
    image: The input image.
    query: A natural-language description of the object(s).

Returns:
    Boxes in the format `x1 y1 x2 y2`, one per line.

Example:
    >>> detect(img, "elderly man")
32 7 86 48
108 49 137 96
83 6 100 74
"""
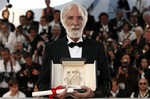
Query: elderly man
37 2 111 98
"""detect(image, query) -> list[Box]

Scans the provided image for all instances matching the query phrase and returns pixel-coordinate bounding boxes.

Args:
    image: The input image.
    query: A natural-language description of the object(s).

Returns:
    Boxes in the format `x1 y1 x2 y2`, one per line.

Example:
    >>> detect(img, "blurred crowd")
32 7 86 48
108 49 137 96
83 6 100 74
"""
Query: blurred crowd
0 0 150 98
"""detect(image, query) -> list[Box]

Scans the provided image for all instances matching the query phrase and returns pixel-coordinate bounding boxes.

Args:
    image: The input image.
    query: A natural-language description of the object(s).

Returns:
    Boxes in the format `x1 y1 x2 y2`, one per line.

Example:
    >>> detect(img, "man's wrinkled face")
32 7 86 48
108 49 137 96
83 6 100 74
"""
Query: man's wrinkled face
52 26 60 37
64 6 84 38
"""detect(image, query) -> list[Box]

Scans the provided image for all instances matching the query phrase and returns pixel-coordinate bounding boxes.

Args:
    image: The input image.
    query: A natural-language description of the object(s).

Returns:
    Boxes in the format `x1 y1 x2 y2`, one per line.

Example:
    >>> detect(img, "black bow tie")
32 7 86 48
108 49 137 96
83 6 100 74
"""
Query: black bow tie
68 42 83 48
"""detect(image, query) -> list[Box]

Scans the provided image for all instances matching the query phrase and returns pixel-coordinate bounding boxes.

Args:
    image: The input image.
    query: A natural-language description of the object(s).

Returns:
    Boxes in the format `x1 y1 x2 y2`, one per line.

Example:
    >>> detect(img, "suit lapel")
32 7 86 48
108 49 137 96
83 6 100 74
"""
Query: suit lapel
59 37 71 58
82 39 89 58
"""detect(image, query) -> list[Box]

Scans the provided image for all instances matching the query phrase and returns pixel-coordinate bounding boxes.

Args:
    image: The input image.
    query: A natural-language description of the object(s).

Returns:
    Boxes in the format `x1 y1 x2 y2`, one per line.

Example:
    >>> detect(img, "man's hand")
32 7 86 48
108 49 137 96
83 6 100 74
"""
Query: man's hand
55 88 70 99
69 86 94 98
32 69 40 75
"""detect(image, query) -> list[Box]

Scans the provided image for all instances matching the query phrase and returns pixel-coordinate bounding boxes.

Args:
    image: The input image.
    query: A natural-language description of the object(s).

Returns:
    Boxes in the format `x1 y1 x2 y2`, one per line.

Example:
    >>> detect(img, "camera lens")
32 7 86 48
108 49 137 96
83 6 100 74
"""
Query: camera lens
122 59 128 72
122 66 127 72
123 59 128 66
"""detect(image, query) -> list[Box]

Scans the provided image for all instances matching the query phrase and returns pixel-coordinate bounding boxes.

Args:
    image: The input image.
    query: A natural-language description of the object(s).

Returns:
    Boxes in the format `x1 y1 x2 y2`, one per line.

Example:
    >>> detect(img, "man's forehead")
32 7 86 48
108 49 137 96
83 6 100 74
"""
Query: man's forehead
71 5 78 9
68 6 79 12
66 6 82 16
139 78 147 82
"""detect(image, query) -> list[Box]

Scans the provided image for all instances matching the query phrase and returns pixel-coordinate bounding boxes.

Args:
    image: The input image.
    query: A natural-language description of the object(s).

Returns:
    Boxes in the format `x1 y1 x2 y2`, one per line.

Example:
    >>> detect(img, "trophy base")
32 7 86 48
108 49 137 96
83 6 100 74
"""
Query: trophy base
66 85 87 93
74 89 87 93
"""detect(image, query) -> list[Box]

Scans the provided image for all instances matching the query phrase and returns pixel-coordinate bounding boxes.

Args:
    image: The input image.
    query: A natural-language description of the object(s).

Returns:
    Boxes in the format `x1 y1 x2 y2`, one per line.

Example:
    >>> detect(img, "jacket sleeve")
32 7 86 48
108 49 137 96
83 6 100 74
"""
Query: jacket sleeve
94 42 112 97
37 45 51 91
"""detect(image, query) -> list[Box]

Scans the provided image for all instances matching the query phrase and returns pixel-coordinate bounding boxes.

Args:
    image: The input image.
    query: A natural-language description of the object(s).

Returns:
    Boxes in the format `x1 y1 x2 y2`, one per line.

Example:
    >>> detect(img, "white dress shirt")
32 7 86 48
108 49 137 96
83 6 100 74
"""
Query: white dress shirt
118 30 136 42
49 20 61 28
110 89 119 97
130 90 149 98
67 36 83 58
38 24 49 34
2 90 26 98
0 32 17 53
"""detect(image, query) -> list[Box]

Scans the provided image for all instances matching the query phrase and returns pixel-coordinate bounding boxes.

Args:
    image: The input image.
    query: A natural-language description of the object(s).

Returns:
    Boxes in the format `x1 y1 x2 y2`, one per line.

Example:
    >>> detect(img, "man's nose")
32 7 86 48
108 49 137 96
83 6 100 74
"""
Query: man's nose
72 18 79 24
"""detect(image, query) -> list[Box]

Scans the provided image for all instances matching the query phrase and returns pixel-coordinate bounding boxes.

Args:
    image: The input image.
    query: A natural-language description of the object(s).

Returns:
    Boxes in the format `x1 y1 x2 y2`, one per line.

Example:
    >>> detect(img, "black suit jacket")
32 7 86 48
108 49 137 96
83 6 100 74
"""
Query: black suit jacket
109 18 127 41
37 37 111 97
93 21 112 33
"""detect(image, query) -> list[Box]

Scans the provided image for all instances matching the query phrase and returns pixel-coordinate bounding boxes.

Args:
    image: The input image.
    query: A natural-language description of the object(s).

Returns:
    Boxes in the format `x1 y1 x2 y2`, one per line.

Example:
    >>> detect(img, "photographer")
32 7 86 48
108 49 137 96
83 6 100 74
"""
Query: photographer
121 38 131 50
14 26 28 45
33 40 45 65
0 48 21 97
18 52 41 97
116 53 138 97
93 12 111 42
106 38 123 77
38 16 50 35
135 56 150 87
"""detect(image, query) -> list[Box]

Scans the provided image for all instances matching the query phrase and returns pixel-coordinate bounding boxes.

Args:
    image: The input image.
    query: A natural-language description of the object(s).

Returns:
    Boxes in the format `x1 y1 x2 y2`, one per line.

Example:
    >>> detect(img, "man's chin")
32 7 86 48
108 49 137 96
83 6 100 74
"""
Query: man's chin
69 35 81 39
67 29 82 38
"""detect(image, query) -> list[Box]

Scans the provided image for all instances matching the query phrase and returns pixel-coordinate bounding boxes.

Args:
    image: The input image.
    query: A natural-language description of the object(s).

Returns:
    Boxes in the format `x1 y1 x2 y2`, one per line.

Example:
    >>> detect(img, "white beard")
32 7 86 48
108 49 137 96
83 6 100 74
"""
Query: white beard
66 26 83 38
66 29 83 38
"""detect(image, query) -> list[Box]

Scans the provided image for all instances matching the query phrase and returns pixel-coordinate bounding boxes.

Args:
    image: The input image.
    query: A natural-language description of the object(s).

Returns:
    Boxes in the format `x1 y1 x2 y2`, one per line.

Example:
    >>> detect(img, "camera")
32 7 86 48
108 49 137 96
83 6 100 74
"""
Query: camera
125 44 132 50
25 69 32 78
3 72 15 83
0 73 4 82
37 45 44 56
123 60 128 66
122 59 128 72
42 29 47 34
107 39 114 51
6 4 12 8
100 27 109 33
6 0 13 8
122 66 128 72
98 32 105 42
138 66 143 70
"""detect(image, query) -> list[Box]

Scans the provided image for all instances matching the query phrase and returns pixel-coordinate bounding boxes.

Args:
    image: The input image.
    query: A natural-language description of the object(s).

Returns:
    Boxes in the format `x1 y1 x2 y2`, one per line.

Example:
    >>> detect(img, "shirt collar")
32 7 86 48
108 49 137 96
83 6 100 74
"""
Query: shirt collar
67 35 83 44
110 89 119 97
139 89 149 97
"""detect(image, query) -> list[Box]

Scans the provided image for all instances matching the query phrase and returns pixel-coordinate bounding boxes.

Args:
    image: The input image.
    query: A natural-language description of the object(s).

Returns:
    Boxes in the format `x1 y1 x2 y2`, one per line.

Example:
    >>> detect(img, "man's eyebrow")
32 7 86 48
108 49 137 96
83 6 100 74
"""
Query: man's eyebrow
67 16 73 19
67 16 83 19
77 16 83 19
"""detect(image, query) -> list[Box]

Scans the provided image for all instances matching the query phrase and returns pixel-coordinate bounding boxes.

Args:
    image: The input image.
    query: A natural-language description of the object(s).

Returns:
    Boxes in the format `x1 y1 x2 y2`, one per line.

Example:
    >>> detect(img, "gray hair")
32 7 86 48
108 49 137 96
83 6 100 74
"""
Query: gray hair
51 24 61 33
60 2 88 28
135 26 143 35
143 11 150 20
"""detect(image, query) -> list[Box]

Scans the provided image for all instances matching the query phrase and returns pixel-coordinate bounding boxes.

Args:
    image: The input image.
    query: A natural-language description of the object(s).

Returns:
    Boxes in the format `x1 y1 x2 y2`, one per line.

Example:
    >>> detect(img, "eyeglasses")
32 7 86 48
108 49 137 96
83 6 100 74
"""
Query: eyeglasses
139 82 147 85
